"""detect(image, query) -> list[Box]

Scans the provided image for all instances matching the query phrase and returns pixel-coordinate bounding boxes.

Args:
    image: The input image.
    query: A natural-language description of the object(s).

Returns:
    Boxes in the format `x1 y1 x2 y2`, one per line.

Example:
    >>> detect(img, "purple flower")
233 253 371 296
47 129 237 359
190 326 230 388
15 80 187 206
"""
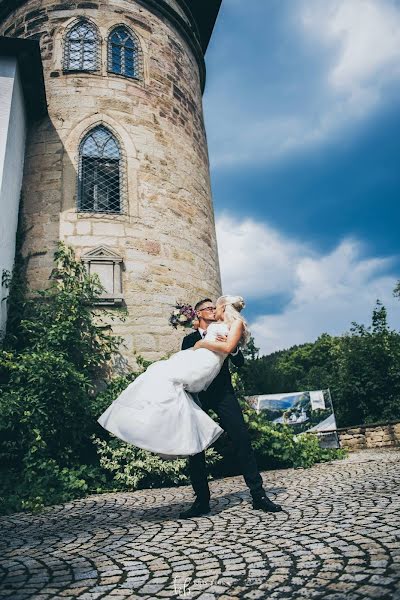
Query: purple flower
168 302 196 329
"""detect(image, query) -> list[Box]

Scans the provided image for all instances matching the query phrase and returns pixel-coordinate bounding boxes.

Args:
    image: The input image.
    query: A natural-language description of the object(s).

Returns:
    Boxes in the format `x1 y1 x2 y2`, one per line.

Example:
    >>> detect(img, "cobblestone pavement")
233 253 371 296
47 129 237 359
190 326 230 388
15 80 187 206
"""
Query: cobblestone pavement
1 449 399 600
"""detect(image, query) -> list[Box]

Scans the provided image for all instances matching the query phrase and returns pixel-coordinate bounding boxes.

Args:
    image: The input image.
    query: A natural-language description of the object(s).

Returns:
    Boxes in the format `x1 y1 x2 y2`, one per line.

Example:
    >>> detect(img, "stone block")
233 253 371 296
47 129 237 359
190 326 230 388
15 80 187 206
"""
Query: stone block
133 334 156 352
76 221 92 235
92 223 126 237
60 221 75 236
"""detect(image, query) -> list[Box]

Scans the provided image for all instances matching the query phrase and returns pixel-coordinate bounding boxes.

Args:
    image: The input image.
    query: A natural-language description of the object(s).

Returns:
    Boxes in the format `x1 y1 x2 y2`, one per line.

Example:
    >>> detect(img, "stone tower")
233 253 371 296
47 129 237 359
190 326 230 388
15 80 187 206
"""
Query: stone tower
0 0 222 363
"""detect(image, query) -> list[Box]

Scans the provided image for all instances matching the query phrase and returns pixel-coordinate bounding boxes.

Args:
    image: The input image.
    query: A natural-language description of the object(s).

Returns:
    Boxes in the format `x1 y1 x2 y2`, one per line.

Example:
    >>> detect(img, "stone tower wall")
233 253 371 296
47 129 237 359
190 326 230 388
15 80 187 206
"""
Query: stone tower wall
0 0 222 363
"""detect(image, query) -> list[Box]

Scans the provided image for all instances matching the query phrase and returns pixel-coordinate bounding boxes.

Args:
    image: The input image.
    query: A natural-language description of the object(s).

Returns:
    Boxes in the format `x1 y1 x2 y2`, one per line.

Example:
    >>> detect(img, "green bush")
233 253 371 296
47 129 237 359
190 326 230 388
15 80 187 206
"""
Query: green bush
0 242 124 514
0 460 107 514
0 351 91 466
228 372 345 472
93 438 187 489
243 398 344 470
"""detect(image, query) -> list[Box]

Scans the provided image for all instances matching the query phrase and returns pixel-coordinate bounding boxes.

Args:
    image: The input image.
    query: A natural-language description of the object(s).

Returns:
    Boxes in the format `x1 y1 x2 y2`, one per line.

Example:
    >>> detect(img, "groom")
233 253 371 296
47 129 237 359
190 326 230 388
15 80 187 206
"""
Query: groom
178 298 282 518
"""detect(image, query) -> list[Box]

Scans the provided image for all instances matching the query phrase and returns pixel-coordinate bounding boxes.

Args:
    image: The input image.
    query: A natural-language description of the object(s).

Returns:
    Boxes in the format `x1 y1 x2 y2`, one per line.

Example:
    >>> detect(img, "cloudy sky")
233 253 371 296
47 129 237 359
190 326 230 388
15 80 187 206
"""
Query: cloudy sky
203 0 400 355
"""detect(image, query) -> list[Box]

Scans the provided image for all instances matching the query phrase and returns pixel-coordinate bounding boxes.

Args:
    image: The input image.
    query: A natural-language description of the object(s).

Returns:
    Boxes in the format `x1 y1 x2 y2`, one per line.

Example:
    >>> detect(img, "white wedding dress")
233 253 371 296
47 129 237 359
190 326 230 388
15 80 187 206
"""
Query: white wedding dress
97 322 229 459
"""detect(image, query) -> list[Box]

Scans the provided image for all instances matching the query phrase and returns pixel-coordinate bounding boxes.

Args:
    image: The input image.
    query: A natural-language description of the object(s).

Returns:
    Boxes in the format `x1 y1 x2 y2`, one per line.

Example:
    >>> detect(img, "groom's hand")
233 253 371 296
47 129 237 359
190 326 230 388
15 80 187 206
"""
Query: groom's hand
216 334 228 342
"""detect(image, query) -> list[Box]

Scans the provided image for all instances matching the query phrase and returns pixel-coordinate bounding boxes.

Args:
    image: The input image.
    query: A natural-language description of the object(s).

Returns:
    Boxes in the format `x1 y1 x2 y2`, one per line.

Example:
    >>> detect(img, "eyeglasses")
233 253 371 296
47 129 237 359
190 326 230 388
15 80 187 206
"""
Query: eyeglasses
198 306 216 312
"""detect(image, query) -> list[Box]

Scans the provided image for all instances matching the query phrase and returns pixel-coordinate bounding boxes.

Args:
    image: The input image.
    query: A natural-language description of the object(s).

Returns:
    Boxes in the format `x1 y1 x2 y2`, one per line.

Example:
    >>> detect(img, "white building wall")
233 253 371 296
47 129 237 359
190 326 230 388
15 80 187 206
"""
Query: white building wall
0 57 27 337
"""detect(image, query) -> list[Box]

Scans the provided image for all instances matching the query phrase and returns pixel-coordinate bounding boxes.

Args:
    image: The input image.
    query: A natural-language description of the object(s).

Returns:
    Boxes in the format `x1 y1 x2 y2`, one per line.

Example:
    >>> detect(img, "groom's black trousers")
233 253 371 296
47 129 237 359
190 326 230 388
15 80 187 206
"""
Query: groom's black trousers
189 390 264 503
181 330 265 503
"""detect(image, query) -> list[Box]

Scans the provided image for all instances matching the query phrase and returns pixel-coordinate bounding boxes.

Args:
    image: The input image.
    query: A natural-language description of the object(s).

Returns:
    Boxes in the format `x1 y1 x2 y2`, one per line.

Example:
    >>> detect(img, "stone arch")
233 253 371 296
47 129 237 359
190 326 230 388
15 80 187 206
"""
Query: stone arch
61 114 139 219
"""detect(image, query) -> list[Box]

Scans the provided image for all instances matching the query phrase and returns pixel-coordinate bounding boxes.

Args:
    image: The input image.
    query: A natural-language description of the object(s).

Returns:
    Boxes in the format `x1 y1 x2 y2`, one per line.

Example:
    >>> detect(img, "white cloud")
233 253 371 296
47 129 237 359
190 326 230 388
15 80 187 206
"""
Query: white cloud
302 0 400 94
300 0 400 130
216 214 307 298
205 0 400 168
216 214 400 354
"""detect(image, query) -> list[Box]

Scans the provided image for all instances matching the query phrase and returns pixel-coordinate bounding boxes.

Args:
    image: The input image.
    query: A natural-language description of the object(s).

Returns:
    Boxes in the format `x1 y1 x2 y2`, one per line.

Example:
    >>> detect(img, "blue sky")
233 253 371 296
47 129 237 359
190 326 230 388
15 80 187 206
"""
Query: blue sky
203 0 400 354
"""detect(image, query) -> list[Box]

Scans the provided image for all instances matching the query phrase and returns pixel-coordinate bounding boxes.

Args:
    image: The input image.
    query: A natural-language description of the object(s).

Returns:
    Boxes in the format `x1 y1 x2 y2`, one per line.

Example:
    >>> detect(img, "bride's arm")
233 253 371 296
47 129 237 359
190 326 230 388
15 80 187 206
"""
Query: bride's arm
194 321 244 355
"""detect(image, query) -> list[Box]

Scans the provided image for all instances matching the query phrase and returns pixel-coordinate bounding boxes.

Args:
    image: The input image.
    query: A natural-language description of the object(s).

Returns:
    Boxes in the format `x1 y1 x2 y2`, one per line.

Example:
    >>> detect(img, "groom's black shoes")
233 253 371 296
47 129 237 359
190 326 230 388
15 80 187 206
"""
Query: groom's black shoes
251 493 282 512
178 499 210 519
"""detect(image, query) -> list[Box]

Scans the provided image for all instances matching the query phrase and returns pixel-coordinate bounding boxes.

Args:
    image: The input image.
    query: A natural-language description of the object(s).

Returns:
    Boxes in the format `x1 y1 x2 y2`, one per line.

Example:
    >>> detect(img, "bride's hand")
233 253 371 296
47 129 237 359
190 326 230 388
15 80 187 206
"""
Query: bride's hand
193 340 204 349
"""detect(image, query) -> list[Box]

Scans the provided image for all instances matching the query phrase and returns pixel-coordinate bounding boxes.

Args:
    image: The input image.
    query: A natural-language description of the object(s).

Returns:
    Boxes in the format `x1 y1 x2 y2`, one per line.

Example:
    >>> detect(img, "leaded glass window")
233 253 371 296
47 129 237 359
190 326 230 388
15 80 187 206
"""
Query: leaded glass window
64 20 99 72
108 26 141 79
78 126 123 214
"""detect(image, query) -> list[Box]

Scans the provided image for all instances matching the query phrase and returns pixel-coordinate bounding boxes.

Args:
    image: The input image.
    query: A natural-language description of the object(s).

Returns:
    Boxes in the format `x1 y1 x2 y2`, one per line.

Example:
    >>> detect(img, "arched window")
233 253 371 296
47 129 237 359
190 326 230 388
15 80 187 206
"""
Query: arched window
64 20 99 72
78 126 123 214
108 26 141 79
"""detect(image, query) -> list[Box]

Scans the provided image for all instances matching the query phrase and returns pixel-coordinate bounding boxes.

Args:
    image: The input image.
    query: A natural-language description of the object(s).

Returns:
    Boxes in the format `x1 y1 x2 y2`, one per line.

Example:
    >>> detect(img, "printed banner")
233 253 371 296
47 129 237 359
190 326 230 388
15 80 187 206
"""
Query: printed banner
245 389 339 448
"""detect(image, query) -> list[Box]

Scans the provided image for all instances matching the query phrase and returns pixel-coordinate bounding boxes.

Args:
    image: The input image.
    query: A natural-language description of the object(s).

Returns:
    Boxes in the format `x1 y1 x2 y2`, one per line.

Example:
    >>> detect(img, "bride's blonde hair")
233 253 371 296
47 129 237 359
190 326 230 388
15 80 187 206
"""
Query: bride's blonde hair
216 295 250 347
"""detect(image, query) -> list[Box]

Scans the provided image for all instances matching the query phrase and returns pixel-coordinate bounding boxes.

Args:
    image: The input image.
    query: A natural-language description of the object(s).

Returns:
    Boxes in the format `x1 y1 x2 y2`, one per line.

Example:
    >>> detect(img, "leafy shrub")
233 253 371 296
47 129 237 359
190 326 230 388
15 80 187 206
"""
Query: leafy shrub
93 438 188 489
0 460 107 514
0 242 125 514
241 398 344 471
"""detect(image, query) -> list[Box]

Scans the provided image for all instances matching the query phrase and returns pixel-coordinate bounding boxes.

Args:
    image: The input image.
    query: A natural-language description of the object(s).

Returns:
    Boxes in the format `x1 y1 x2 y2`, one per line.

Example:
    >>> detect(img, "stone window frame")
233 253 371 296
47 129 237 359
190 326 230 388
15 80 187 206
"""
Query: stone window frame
63 18 101 74
107 24 144 82
81 246 124 306
62 114 140 223
77 123 127 216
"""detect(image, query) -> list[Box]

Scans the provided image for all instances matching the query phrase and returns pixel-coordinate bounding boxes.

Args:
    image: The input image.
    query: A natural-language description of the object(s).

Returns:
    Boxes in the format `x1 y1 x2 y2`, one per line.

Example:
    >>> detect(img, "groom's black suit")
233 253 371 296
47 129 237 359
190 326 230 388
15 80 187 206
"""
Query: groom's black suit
181 330 265 502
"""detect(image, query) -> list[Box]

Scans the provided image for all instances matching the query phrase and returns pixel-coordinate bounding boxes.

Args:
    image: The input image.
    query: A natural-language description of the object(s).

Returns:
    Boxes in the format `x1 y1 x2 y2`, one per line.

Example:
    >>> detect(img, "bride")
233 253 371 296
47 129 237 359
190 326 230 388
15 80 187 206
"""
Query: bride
97 295 249 459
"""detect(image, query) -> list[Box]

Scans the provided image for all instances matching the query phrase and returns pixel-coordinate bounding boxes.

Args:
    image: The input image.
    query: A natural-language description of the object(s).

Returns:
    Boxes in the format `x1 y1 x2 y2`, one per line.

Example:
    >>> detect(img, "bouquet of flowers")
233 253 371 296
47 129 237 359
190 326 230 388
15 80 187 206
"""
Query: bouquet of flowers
169 303 197 329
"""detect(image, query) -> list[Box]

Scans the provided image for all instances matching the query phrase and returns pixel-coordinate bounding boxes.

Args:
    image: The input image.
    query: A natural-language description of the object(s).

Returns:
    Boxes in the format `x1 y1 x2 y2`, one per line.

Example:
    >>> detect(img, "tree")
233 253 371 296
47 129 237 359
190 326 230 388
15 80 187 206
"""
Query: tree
243 336 259 360
240 302 400 428
334 302 400 425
